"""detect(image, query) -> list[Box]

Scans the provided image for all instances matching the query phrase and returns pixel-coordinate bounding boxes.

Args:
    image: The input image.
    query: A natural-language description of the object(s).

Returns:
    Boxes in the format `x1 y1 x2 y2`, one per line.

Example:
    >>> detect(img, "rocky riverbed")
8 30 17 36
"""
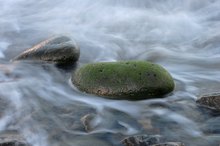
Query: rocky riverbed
1 0 220 146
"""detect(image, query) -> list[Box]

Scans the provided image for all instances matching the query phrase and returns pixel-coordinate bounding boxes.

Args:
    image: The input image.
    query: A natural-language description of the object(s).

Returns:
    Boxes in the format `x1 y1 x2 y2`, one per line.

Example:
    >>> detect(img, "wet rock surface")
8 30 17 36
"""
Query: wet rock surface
13 35 80 64
72 61 174 100
121 135 185 146
121 135 162 146
152 142 185 146
0 130 29 146
196 93 220 111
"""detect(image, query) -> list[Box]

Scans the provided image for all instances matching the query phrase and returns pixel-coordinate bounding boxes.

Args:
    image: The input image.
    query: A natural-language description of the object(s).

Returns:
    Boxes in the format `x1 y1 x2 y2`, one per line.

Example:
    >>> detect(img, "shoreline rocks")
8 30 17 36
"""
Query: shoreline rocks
72 61 174 100
13 35 80 64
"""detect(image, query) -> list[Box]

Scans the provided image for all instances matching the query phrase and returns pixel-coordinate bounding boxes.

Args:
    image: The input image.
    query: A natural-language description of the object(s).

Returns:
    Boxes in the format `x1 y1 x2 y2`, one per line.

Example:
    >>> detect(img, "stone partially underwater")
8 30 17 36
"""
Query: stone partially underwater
13 35 80 64
121 135 185 146
0 130 29 146
196 93 220 111
72 61 174 100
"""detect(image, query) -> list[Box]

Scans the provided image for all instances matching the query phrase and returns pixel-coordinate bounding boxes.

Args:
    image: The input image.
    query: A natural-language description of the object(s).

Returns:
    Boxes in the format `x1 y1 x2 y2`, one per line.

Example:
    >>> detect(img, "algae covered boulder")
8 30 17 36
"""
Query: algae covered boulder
13 35 80 64
72 61 174 100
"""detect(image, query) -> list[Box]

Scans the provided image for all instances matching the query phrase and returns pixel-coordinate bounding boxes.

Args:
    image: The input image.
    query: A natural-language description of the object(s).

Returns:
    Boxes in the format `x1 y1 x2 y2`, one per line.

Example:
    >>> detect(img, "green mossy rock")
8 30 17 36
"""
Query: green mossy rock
72 61 174 100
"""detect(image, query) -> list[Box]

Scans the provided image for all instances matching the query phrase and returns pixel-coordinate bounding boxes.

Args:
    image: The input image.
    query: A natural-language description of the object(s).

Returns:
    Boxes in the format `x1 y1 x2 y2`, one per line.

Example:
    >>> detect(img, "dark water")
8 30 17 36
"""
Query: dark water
0 0 220 146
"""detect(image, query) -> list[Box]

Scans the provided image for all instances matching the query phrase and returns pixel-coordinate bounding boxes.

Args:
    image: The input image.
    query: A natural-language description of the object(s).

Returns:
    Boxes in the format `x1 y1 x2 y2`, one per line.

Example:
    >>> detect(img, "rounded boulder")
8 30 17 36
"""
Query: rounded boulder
13 35 80 64
72 61 174 100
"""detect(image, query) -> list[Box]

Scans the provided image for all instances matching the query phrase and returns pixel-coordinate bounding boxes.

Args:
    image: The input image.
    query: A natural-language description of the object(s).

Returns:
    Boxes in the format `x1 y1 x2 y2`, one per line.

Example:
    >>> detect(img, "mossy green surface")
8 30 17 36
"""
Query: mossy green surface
72 61 174 100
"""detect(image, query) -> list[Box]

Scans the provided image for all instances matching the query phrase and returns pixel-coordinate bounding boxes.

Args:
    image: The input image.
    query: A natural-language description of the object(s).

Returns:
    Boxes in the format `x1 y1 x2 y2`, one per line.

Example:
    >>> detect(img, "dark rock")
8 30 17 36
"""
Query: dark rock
152 142 185 146
196 93 220 111
121 135 162 146
121 135 184 146
0 130 29 146
13 35 80 64
72 61 174 100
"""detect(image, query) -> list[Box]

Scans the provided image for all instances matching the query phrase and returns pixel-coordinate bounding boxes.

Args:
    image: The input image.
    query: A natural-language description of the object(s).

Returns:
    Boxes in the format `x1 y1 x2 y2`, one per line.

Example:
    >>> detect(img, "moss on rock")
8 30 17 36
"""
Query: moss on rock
72 61 174 100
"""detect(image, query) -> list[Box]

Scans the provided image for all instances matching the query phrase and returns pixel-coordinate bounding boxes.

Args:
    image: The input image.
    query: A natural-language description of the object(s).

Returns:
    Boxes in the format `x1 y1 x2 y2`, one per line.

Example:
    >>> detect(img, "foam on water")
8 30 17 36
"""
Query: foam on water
0 0 220 146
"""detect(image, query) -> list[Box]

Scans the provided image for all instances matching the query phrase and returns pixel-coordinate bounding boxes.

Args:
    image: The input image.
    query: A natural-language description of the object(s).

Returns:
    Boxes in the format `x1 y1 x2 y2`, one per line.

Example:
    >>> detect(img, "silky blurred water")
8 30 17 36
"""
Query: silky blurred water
0 0 220 146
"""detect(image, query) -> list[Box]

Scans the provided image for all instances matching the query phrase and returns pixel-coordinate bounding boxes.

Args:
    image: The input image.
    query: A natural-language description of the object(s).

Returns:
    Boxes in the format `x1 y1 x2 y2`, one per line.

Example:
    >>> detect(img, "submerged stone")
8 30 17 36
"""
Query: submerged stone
121 135 162 146
0 130 29 146
201 117 220 134
13 35 80 64
80 113 96 132
72 61 174 100
196 93 220 111
121 135 184 146
152 142 185 146
70 136 112 146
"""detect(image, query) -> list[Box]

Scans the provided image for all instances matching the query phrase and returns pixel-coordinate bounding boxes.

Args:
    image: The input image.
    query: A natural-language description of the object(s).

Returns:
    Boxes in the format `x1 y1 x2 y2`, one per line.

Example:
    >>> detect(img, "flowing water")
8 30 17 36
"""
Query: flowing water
0 0 220 146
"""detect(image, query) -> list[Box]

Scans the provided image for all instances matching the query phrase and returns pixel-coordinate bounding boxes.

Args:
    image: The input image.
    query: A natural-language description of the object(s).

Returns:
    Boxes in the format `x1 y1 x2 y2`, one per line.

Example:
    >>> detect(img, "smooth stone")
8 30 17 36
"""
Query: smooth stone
152 142 185 146
196 93 220 111
121 135 162 146
13 35 80 64
72 61 174 100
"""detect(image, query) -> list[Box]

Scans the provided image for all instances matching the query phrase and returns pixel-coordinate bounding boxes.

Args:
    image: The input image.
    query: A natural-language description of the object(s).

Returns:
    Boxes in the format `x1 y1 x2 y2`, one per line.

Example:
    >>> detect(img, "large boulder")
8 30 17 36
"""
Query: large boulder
13 35 80 64
72 61 174 100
